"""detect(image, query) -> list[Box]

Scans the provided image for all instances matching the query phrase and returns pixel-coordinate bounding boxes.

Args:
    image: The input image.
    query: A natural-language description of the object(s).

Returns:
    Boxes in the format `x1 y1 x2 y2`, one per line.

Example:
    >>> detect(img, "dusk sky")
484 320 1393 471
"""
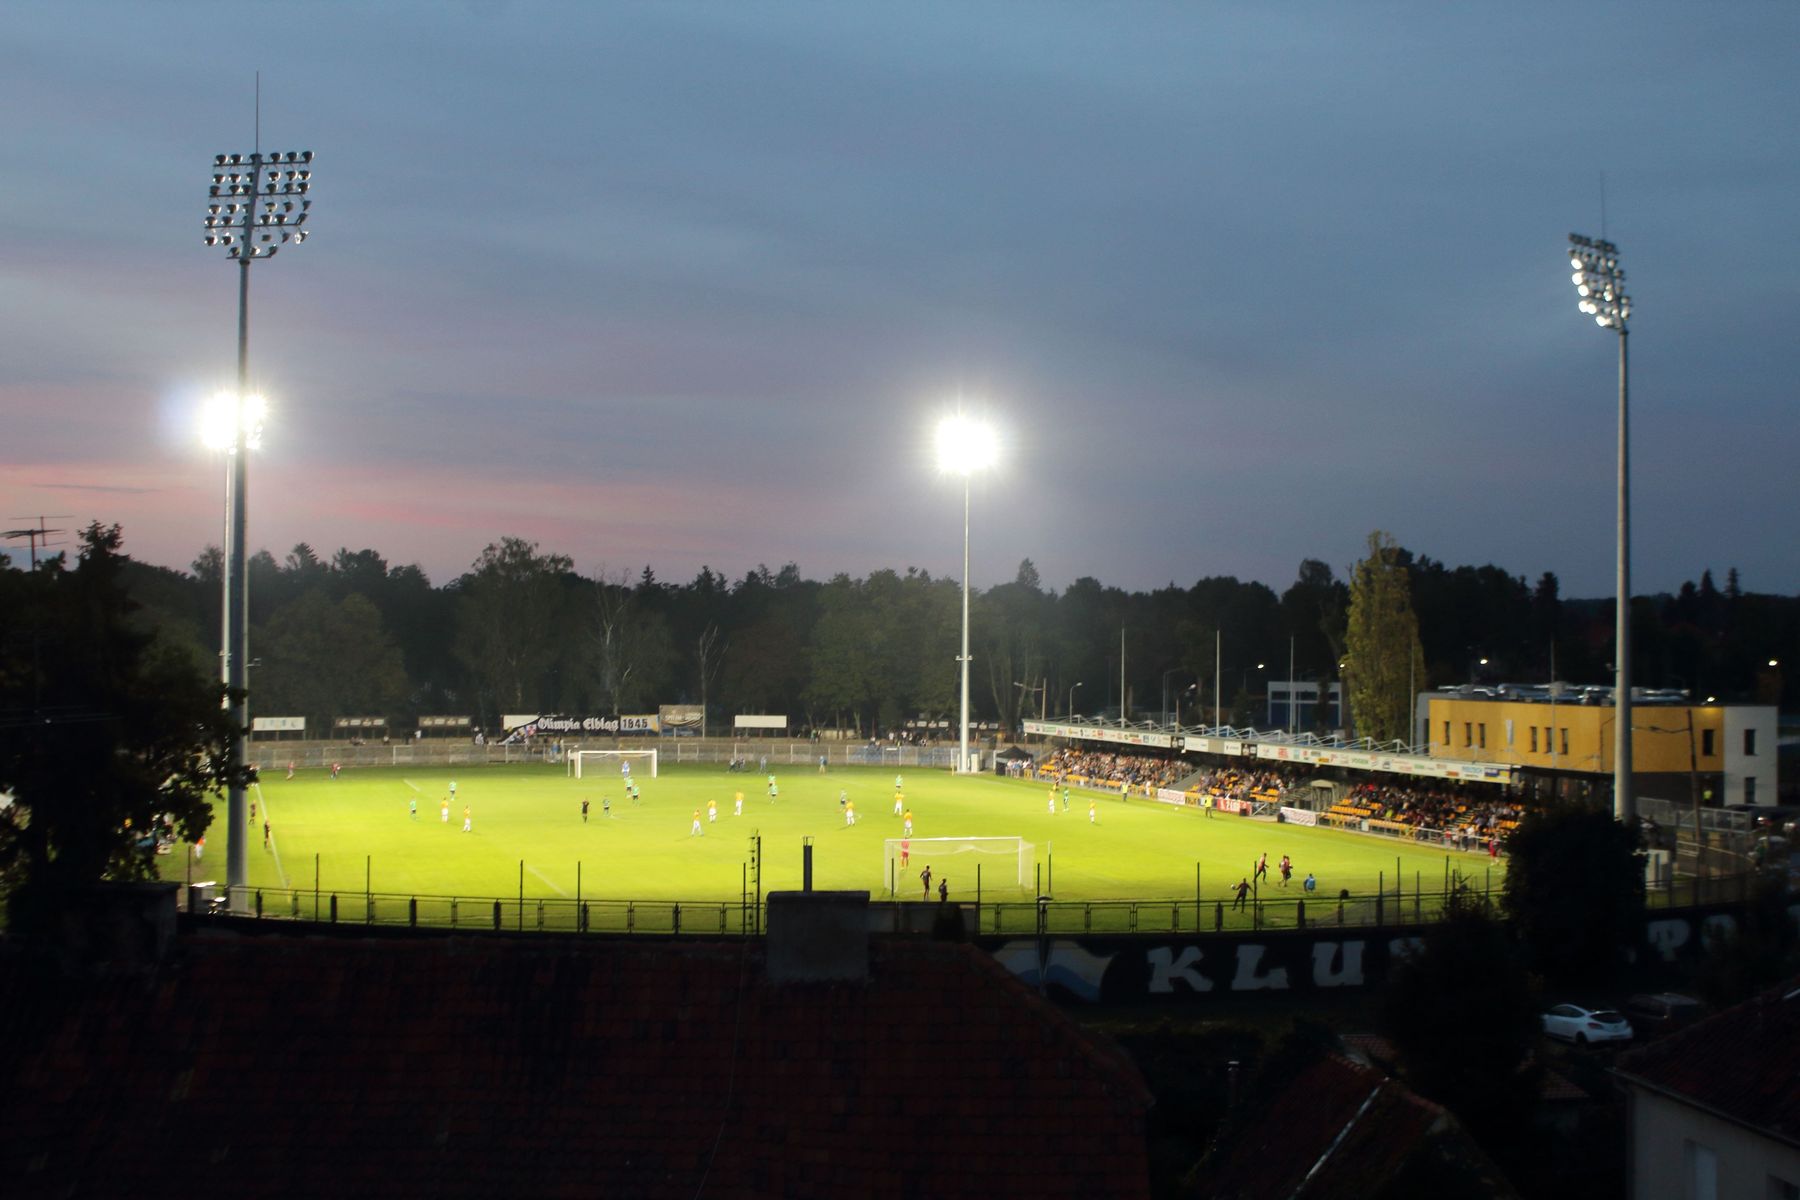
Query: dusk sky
4 3 1796 598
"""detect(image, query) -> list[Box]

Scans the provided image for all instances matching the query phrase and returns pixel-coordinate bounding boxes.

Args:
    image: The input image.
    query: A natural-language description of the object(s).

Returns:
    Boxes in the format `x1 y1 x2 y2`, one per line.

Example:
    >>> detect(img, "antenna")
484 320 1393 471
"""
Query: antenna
3 515 71 570
255 70 261 156
1599 171 1608 240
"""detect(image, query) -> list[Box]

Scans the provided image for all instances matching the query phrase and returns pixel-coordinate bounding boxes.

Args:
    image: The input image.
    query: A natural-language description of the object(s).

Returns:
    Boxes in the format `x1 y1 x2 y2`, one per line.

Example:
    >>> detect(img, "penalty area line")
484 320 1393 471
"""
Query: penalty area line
526 865 570 897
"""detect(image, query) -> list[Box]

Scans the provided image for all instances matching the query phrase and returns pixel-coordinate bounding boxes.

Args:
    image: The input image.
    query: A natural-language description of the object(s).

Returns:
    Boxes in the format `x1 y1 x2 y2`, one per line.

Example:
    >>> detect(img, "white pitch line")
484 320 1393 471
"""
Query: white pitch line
253 781 291 890
526 865 570 897
402 778 424 793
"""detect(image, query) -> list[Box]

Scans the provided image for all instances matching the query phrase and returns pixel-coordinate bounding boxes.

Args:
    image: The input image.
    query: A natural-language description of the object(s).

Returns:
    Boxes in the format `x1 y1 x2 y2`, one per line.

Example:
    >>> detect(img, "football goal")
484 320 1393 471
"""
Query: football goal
568 748 659 779
883 836 1031 893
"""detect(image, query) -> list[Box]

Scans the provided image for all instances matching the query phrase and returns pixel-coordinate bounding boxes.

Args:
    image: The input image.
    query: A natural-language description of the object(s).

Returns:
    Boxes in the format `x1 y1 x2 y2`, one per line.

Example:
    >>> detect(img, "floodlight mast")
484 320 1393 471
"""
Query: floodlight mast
936 415 999 773
204 148 315 911
1567 232 1633 822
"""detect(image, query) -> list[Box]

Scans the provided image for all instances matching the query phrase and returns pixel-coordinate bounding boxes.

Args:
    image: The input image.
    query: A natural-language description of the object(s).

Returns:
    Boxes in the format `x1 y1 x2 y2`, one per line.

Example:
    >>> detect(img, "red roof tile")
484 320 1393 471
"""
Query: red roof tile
1615 976 1800 1146
0 930 1151 1199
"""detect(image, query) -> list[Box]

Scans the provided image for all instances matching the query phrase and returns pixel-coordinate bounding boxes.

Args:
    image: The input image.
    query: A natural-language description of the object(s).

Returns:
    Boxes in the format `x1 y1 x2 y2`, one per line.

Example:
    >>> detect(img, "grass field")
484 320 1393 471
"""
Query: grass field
162 762 1506 914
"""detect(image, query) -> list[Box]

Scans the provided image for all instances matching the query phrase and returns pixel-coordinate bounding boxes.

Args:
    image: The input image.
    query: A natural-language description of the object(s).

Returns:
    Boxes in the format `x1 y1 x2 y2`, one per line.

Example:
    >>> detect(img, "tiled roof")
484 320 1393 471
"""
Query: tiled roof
1193 1045 1517 1199
0 930 1150 1200
1615 976 1800 1146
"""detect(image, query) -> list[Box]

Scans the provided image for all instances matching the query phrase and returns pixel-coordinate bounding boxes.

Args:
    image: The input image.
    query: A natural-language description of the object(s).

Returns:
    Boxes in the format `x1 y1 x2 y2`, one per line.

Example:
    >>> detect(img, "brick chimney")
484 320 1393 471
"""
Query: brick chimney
765 890 869 983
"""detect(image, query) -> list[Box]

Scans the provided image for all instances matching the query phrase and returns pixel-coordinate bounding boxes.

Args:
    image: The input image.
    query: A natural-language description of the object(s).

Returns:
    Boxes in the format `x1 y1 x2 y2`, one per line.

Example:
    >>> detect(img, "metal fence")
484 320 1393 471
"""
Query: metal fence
198 870 1773 936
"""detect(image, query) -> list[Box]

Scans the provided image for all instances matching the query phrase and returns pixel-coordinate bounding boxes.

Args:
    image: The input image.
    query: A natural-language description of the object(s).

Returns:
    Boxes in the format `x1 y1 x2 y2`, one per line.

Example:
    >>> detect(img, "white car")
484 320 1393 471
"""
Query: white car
1542 1004 1634 1045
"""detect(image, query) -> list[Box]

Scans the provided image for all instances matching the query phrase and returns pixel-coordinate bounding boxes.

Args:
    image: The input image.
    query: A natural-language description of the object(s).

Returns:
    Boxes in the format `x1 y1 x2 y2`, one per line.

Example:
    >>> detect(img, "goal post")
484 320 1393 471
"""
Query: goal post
568 748 659 779
883 836 1031 893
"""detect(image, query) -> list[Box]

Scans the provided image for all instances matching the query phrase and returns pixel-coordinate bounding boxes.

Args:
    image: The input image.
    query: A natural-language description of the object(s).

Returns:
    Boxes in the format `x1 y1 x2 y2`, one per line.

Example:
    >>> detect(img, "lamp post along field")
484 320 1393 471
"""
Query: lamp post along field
1568 232 1633 821
203 148 315 908
937 415 999 773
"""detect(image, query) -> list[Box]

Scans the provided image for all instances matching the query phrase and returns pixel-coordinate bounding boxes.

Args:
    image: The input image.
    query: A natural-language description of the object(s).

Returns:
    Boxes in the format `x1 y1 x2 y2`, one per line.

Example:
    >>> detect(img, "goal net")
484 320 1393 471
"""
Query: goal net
883 836 1031 893
568 748 659 779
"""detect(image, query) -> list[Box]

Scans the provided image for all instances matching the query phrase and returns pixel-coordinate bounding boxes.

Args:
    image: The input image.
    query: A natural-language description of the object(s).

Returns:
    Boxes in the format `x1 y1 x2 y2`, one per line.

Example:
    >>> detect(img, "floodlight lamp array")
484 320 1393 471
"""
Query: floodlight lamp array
1567 233 1629 331
205 151 315 260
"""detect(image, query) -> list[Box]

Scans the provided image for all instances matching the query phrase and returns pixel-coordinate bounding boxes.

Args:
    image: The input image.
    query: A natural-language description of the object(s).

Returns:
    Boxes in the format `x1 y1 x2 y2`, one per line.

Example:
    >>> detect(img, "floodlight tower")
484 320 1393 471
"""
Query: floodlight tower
203 147 314 908
936 414 999 773
1567 232 1633 821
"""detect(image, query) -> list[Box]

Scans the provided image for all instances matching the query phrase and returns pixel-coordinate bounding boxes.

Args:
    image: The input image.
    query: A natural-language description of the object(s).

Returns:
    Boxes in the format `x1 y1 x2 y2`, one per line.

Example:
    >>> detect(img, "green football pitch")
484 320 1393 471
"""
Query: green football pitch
165 762 1505 910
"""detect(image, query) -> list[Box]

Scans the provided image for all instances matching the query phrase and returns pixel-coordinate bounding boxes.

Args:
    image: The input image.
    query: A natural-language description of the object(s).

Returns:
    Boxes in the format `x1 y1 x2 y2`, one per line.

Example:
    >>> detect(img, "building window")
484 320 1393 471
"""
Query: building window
1702 728 1715 757
1745 728 1757 756
1745 777 1757 806
1530 727 1539 753
1463 722 1472 748
1478 724 1487 750
1561 728 1569 756
1443 720 1450 745
1684 1140 1718 1200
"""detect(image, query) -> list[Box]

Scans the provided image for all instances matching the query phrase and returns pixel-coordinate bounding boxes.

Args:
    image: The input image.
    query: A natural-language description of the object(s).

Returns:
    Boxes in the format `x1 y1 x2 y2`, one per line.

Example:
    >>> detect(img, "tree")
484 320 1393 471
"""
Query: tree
590 567 677 717
454 538 574 721
1343 531 1423 743
256 590 409 729
1380 887 1541 1146
1502 804 1645 985
0 524 249 930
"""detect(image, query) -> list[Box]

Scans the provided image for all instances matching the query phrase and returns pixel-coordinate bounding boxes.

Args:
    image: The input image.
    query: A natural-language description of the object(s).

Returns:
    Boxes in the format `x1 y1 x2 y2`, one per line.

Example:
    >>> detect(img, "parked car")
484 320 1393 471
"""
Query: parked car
1542 1004 1634 1045
1620 993 1704 1039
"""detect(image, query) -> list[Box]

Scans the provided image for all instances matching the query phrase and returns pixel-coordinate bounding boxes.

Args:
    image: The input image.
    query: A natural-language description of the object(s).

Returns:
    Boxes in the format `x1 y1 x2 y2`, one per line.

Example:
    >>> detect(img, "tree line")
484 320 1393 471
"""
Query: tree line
8 528 1794 740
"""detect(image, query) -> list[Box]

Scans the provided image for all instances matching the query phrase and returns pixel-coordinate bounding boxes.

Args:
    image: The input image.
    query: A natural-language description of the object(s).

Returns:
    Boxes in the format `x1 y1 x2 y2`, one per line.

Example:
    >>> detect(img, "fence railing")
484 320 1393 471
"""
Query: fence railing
190 870 1775 935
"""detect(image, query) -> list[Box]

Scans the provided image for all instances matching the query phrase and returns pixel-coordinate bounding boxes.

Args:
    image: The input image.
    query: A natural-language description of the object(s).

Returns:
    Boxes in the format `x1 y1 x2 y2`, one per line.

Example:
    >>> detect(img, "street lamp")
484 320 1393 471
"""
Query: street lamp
1174 682 1198 729
1568 231 1633 821
204 145 315 908
1067 681 1084 718
937 413 999 773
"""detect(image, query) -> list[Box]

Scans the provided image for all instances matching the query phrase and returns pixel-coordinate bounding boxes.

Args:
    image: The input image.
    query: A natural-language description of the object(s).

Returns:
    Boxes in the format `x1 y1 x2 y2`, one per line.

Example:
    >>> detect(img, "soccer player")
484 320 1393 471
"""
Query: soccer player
1118 779 1128 803
602 795 612 818
262 820 270 848
1255 852 1269 883
581 799 590 823
330 762 341 780
620 760 631 781
899 838 910 870
902 809 914 837
767 777 779 801
919 864 931 898
1048 792 1056 816
449 779 457 798
691 809 703 837
1061 786 1070 812
844 800 856 827
1088 799 1097 824
462 805 472 833
285 761 295 780
627 778 640 802
893 789 904 817
194 836 204 860
440 798 450 824
733 792 743 817
1279 854 1293 887
894 773 904 792
818 753 827 774
708 798 718 824
409 796 417 820
1232 878 1251 910
1303 872 1317 894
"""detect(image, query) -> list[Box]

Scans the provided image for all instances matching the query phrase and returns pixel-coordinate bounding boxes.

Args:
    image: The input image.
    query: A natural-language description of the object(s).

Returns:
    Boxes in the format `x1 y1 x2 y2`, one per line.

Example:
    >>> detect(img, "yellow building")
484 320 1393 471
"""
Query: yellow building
1423 687 1777 809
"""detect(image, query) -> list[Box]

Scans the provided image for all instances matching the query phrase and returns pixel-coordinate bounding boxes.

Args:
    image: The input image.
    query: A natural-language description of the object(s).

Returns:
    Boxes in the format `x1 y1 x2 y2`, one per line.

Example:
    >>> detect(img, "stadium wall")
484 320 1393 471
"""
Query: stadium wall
975 899 1793 1002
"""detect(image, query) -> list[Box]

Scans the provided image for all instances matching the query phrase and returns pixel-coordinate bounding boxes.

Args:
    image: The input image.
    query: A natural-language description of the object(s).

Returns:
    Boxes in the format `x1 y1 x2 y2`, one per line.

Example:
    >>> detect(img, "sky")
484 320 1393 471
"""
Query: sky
3 2 1796 598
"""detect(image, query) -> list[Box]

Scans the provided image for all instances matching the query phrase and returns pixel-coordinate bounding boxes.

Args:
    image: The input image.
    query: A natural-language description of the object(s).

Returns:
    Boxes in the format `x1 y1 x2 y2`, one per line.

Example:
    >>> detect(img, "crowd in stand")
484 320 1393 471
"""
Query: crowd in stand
1039 748 1190 790
1191 765 1301 803
1034 742 1528 847
1329 781 1526 846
